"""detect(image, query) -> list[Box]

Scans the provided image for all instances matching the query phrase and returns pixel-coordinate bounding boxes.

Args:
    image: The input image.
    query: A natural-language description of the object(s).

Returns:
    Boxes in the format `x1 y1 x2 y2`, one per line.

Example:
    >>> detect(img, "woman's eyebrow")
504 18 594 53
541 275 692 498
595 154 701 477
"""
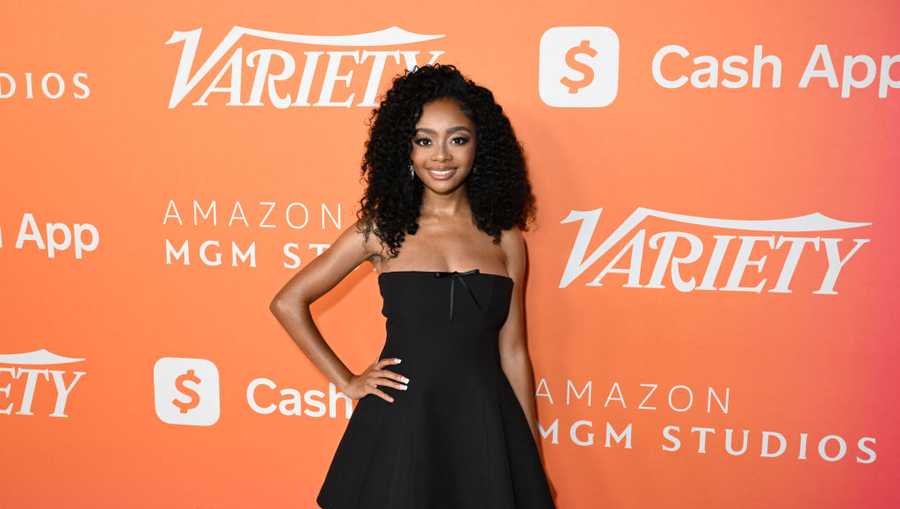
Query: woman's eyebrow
414 126 471 134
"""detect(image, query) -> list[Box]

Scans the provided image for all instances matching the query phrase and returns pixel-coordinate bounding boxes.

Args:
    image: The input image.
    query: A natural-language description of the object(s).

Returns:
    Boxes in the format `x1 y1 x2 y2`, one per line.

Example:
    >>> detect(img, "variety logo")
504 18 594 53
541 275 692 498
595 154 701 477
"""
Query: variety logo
153 357 220 426
560 207 870 293
166 25 445 109
0 349 86 418
539 26 620 107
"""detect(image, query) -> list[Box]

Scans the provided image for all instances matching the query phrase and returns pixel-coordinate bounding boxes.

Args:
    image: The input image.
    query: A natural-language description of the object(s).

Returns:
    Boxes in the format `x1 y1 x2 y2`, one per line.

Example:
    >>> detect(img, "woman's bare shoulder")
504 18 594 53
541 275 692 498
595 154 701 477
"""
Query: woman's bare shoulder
499 226 526 252
499 226 527 277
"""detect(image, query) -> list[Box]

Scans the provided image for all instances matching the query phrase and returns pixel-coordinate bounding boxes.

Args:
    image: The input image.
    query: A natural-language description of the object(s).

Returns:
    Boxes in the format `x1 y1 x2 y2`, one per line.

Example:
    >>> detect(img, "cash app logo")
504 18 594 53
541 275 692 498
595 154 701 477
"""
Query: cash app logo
154 357 220 426
539 26 620 107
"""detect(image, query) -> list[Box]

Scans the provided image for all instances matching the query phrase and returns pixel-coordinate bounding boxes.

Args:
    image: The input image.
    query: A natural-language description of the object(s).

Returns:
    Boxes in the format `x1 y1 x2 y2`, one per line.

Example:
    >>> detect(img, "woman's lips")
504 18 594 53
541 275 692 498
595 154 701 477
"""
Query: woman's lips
427 168 457 180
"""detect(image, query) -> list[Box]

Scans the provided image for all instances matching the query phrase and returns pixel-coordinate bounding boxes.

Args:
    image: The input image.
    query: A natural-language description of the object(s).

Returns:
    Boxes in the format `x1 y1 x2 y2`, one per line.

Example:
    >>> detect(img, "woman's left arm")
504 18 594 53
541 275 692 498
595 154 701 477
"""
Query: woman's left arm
498 228 545 456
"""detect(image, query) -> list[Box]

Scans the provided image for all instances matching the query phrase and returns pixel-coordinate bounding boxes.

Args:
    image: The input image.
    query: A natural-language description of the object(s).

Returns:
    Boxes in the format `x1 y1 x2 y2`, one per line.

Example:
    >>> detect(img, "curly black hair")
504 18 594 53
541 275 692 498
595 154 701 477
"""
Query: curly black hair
354 63 536 259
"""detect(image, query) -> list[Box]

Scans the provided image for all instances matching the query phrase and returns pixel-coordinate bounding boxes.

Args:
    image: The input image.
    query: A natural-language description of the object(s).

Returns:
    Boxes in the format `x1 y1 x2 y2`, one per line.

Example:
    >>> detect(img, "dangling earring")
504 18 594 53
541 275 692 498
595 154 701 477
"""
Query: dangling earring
409 163 415 179
472 165 477 174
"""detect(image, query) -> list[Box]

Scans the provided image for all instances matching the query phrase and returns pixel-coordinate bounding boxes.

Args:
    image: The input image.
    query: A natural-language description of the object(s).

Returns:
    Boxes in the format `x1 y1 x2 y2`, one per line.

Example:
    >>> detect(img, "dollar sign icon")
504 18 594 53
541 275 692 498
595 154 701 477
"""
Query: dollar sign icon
172 369 202 414
560 40 598 94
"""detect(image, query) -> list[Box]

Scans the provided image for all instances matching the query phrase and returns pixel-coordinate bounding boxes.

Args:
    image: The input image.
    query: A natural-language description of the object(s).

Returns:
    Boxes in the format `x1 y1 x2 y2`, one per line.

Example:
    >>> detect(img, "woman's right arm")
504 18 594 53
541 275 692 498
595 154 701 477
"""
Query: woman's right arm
268 219 404 400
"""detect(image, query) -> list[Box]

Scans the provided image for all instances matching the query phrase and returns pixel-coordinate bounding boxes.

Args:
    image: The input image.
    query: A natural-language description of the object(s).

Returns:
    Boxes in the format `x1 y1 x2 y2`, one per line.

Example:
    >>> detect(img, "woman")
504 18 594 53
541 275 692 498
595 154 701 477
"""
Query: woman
270 63 555 508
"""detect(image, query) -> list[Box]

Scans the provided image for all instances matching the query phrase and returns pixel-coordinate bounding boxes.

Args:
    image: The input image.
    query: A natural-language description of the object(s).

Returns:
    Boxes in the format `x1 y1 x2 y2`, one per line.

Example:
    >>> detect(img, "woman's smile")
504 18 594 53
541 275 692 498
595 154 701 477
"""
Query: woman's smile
426 167 457 180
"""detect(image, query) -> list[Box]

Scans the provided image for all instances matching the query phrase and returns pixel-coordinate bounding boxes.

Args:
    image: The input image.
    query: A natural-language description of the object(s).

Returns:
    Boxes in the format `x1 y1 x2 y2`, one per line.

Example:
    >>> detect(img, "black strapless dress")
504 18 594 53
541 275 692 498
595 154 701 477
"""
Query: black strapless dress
316 269 556 508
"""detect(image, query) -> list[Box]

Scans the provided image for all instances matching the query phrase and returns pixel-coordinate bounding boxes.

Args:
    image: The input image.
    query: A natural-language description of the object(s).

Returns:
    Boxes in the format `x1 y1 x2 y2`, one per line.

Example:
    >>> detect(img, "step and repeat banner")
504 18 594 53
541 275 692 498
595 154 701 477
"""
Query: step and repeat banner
2 1 898 507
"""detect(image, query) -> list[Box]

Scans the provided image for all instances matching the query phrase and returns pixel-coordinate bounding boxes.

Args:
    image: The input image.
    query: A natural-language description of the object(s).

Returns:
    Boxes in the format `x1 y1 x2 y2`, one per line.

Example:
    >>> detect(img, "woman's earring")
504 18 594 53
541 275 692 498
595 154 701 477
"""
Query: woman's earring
409 163 415 179
472 165 477 174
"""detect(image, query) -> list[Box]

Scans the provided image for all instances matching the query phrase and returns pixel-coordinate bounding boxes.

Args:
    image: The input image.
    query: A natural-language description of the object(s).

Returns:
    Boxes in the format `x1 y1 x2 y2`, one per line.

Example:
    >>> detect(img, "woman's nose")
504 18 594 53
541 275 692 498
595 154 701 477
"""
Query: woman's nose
432 146 450 161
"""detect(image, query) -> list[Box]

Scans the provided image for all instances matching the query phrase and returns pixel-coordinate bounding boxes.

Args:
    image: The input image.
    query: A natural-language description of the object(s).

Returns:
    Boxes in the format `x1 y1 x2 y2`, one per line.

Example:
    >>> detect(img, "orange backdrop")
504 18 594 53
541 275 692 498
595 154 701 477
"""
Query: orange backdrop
2 0 898 507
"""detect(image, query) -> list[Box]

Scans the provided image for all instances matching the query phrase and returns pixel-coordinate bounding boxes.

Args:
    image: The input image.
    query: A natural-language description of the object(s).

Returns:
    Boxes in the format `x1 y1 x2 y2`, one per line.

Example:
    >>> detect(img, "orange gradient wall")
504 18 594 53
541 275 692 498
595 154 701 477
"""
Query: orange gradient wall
2 1 898 507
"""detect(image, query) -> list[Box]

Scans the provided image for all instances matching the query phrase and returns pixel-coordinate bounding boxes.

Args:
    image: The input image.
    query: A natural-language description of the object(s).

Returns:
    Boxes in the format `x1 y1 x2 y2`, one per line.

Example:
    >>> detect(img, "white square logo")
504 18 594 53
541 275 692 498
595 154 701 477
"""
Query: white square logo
539 26 620 107
154 357 220 426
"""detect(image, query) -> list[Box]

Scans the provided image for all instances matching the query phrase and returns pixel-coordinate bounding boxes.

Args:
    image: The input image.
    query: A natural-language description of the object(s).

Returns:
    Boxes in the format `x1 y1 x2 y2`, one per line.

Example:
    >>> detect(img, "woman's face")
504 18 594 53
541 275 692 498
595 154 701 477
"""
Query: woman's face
410 97 477 193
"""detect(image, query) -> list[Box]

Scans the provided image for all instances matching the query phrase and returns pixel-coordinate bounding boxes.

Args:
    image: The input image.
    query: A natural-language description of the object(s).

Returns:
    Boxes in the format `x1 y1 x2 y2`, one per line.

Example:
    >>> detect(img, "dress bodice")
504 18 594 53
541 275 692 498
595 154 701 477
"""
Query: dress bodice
377 268 513 325
376 268 515 377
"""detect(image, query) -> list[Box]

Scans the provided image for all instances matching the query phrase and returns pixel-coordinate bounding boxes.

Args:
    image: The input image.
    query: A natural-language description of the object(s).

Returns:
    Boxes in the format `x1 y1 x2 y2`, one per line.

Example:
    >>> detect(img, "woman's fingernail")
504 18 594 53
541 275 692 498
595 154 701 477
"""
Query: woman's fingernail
395 358 402 363
402 377 410 383
400 385 408 390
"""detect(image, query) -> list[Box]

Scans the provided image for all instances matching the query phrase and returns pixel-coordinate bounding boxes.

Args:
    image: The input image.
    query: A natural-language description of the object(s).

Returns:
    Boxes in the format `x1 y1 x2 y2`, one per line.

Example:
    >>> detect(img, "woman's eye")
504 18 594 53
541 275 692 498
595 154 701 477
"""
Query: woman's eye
414 137 469 146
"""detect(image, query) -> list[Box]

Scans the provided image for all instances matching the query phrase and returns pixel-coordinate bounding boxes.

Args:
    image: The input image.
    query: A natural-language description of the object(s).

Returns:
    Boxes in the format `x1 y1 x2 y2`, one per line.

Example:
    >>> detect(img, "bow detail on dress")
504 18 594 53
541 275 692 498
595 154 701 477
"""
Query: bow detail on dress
433 268 483 321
